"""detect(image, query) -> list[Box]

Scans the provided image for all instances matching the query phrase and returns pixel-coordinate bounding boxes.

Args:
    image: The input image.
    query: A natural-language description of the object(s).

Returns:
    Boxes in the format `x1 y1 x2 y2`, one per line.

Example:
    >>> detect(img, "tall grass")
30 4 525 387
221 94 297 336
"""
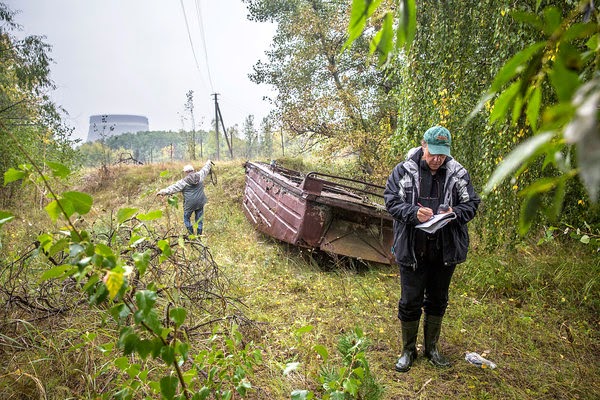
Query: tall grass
1 161 598 399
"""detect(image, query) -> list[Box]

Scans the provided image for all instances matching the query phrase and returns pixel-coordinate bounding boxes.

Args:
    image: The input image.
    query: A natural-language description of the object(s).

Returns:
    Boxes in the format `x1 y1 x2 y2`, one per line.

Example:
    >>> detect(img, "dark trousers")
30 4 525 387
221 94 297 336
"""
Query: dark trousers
183 207 204 234
398 247 456 322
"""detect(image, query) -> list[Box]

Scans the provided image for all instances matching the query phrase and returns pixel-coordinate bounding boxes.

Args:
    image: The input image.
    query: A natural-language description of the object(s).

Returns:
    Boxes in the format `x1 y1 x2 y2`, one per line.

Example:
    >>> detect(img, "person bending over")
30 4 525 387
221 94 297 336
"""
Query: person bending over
158 160 213 235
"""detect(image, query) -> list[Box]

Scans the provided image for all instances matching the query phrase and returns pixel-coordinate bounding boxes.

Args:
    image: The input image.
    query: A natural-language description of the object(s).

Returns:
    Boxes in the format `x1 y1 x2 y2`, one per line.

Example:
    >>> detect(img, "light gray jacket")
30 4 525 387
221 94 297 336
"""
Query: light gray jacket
159 160 212 212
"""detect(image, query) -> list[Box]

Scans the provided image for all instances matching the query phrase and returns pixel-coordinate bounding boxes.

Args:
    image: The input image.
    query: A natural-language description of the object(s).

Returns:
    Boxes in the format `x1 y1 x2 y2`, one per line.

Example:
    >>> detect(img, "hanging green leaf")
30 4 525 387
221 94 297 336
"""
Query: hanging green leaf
519 192 541 235
136 339 154 360
546 179 566 221
137 210 163 221
563 22 597 43
45 198 75 222
4 168 26 185
135 290 158 316
396 0 416 52
511 92 524 124
38 233 53 252
81 273 100 293
510 11 543 32
169 307 187 327
114 356 130 371
122 331 140 355
132 249 151 276
294 325 314 337
167 196 178 208
343 0 383 52
490 42 545 92
0 211 14 228
586 33 599 51
542 6 561 35
117 207 138 224
549 59 580 103
343 377 359 397
129 235 146 247
48 237 69 257
484 132 554 194
370 12 394 65
40 264 71 281
110 303 131 322
314 344 329 363
88 282 108 305
160 346 176 365
176 341 190 361
195 387 211 400
526 86 542 131
95 243 114 257
160 376 179 400
345 0 369 48
490 81 521 124
45 161 71 179
518 176 562 197
157 239 172 263
352 366 365 379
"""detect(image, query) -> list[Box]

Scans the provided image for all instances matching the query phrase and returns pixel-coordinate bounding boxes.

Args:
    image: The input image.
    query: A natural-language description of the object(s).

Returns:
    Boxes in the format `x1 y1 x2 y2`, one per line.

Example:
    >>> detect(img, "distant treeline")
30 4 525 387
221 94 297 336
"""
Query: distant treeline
78 124 284 167
78 130 217 166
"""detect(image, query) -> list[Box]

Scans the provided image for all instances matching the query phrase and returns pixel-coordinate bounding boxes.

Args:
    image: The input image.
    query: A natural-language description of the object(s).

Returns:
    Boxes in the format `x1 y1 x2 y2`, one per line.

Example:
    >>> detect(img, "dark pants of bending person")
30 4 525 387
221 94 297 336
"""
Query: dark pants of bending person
398 244 456 322
183 207 204 235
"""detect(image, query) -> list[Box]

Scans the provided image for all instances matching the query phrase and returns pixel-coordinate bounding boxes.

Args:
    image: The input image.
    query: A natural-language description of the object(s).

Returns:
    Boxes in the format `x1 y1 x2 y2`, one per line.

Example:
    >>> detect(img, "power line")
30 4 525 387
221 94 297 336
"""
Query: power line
179 0 209 91
194 0 214 91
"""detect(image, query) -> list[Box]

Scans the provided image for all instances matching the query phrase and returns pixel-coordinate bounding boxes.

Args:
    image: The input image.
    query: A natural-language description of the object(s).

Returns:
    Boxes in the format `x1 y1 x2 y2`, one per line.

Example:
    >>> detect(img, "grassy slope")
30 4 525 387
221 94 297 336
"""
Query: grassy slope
2 161 599 399
204 161 600 399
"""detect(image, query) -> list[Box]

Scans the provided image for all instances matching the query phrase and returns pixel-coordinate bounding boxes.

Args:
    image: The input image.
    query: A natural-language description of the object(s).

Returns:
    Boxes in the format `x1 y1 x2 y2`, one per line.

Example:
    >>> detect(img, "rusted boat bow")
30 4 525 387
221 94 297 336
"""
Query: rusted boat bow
242 161 394 265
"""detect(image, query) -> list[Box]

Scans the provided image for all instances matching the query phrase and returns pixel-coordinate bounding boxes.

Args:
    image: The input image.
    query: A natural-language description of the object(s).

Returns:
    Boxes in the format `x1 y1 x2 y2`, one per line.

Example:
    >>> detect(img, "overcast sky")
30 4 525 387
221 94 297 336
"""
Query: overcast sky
6 0 276 142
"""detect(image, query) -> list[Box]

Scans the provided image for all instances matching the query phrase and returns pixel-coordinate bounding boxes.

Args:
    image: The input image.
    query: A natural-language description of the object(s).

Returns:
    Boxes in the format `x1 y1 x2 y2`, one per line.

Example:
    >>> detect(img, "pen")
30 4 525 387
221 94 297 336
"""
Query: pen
417 202 435 220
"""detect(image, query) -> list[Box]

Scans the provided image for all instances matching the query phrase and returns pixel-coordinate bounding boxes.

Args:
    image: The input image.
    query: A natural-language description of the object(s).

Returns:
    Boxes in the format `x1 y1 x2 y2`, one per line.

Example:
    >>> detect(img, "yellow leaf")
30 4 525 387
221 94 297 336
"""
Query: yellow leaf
105 271 124 299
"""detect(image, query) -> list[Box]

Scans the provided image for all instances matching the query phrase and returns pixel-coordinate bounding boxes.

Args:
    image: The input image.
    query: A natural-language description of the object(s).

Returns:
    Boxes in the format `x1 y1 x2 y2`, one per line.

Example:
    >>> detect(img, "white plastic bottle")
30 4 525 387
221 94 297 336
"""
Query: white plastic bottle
465 352 497 369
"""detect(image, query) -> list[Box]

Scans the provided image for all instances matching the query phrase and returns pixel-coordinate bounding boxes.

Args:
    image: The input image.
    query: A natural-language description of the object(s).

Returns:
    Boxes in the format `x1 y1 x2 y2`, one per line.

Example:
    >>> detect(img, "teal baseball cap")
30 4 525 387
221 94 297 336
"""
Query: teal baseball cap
423 126 451 156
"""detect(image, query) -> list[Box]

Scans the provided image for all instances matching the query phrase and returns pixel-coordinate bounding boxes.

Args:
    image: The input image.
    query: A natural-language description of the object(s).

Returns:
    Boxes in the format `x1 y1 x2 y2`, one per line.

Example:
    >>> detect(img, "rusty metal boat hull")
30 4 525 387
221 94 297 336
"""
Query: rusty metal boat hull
242 162 394 265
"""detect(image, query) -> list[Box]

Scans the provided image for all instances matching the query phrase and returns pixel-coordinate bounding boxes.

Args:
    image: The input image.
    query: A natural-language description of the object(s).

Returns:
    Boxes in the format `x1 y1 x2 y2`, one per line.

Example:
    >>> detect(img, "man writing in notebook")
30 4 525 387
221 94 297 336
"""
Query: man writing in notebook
384 125 480 372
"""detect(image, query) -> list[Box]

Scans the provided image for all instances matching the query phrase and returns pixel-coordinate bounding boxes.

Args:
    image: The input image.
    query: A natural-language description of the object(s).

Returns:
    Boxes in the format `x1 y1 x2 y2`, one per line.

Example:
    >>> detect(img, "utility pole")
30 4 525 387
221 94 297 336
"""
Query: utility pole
212 93 234 160
217 105 233 159
213 93 220 161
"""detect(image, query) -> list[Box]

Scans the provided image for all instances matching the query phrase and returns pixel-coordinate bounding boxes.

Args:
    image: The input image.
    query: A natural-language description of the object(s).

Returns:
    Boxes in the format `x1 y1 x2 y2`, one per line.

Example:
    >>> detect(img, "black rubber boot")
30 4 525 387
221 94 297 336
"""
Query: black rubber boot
395 320 420 372
424 314 451 368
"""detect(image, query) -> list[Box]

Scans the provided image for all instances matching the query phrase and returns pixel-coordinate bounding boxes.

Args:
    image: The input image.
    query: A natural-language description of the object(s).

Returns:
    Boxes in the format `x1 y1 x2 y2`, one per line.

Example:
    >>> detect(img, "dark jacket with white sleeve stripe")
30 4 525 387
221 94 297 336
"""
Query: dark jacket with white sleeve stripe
384 147 480 269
